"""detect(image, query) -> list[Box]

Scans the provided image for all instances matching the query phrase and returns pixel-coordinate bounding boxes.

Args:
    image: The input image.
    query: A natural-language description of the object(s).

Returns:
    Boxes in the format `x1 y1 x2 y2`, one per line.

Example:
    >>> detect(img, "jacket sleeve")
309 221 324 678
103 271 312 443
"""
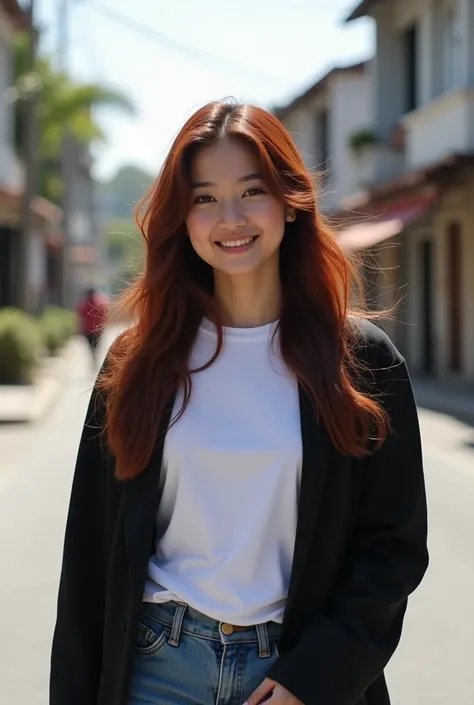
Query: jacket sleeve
50 383 111 705
267 332 429 705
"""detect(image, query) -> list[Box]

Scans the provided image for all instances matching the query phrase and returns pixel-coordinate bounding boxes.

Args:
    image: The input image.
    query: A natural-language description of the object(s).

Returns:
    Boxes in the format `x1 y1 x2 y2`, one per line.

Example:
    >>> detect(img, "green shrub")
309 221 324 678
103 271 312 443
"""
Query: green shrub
41 310 65 355
0 308 43 384
41 306 77 355
349 128 377 152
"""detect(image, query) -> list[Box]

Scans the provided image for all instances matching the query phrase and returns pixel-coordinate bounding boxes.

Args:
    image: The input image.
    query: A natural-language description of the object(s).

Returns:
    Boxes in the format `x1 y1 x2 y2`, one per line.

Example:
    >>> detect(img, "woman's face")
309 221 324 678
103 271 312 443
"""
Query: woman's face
186 138 293 278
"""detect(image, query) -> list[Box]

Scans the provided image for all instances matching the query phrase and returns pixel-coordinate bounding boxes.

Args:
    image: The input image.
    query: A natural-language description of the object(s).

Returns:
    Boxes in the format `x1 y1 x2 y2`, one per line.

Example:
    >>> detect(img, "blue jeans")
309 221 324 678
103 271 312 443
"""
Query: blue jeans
128 601 282 705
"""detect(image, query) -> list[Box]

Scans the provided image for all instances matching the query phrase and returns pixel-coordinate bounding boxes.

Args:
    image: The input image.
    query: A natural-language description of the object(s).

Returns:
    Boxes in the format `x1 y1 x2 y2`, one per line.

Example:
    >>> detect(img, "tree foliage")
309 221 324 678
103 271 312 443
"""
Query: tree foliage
13 33 135 203
105 218 145 296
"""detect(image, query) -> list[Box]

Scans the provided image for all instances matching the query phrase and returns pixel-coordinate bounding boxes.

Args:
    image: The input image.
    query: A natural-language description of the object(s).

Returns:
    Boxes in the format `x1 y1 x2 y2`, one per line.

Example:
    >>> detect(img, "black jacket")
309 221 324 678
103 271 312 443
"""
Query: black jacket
50 320 428 705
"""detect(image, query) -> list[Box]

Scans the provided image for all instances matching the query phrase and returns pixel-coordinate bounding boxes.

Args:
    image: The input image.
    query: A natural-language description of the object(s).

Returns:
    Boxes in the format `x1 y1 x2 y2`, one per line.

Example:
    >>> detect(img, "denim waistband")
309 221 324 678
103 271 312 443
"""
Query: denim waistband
140 600 282 652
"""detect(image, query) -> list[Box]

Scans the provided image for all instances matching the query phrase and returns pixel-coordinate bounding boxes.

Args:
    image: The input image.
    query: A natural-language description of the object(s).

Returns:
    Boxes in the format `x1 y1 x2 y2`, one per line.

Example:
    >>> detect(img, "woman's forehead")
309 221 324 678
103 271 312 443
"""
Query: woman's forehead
190 138 261 186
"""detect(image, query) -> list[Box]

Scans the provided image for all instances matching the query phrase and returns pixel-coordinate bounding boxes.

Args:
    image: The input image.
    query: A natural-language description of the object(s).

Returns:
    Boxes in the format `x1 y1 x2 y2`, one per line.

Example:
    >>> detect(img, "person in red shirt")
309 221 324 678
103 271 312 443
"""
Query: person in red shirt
77 288 108 365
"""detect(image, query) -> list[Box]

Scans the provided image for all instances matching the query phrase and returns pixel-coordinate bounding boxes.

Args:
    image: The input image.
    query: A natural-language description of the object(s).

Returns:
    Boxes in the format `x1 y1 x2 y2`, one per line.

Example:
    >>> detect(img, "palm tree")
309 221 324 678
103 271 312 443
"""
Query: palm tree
13 33 135 203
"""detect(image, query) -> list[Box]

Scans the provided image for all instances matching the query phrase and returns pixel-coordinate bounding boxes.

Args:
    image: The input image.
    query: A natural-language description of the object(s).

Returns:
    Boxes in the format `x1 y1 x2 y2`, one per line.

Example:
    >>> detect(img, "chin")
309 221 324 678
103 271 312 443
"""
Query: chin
213 260 263 277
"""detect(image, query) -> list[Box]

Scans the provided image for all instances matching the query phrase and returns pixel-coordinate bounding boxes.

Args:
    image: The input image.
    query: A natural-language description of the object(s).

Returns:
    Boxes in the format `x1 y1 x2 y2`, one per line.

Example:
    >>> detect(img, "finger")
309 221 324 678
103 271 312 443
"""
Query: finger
244 677 276 705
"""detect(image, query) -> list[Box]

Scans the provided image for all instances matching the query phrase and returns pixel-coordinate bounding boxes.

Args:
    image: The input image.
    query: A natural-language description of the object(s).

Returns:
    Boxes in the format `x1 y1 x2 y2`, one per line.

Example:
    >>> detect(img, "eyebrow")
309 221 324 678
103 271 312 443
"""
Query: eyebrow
190 172 263 189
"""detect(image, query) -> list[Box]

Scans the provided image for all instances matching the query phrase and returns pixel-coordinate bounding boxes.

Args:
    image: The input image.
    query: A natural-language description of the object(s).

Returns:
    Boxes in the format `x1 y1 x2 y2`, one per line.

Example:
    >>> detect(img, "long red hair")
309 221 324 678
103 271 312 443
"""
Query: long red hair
99 100 388 481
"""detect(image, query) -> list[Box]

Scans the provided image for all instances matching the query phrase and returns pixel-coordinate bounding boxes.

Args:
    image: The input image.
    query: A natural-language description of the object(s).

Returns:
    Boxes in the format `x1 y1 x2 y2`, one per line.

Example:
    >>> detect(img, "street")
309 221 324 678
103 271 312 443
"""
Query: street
0 335 473 705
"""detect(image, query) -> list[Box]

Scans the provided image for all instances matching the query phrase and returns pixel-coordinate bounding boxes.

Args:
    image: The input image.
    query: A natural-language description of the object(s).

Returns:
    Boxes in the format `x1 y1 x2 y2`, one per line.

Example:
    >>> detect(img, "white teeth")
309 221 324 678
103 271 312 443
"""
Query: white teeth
219 236 255 248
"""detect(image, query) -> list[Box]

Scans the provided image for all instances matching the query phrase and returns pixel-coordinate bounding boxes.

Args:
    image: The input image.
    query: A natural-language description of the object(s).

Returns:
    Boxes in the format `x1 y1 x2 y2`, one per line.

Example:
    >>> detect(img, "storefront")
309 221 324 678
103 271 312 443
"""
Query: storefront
0 186 63 312
337 156 474 381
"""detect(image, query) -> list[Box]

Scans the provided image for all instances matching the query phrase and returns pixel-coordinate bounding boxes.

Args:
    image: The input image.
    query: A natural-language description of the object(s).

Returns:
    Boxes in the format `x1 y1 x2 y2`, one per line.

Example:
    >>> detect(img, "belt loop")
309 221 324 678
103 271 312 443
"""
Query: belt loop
168 602 187 647
256 623 271 658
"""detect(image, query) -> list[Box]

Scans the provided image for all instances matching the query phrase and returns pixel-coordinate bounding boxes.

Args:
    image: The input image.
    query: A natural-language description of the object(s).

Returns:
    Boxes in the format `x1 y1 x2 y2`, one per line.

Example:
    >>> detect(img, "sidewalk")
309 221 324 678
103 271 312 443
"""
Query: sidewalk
0 337 87 423
413 377 474 426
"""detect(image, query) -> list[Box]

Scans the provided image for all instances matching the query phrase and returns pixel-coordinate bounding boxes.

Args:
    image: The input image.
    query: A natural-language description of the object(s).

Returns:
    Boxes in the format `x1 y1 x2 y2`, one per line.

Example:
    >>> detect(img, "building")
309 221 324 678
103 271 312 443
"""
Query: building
0 0 26 309
273 61 374 213
0 187 62 311
0 0 64 313
1 4 101 314
64 135 103 307
341 0 474 382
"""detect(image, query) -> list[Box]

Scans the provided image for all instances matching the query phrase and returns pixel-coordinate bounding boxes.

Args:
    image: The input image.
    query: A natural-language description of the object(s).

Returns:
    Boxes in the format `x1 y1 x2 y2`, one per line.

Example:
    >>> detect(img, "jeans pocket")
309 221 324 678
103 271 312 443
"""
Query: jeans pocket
134 614 170 656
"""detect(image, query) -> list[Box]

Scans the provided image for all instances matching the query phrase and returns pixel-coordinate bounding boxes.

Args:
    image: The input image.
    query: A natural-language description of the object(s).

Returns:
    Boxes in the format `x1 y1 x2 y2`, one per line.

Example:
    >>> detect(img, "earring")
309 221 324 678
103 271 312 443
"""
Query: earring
286 211 296 222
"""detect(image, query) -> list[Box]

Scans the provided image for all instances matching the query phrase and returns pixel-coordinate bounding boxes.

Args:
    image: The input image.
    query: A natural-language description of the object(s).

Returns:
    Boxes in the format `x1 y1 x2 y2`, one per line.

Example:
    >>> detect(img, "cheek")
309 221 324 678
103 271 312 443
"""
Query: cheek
186 212 213 251
249 200 286 234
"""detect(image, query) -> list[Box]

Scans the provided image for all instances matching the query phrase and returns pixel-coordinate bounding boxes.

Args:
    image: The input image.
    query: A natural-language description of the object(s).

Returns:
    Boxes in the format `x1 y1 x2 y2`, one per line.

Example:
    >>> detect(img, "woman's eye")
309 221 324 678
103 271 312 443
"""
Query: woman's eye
194 195 215 204
244 187 265 197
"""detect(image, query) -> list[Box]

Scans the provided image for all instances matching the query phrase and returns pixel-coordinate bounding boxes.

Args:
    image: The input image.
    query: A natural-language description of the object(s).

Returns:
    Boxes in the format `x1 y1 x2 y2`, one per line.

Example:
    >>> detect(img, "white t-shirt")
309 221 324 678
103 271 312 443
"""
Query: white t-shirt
143 318 302 625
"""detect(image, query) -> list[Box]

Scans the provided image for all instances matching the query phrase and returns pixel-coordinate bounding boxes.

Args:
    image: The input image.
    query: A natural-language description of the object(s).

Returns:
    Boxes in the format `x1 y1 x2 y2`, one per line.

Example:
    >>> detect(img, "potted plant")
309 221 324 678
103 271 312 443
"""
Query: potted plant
349 128 378 153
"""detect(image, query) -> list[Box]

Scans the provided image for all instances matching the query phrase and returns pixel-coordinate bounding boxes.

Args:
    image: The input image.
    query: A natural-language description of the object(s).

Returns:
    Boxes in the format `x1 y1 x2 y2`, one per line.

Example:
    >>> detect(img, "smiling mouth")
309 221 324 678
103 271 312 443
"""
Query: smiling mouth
216 235 259 251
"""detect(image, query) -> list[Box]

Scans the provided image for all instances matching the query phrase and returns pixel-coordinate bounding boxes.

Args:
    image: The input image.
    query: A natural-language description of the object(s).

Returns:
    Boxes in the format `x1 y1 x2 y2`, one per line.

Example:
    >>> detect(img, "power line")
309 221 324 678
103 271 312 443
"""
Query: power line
83 0 286 87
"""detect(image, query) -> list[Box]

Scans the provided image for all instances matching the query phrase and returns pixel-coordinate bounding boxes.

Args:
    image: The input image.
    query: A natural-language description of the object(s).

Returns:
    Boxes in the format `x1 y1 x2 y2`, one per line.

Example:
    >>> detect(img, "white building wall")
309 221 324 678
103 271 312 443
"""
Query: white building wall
0 7 19 189
280 68 373 212
372 2 404 140
329 72 373 204
280 106 317 170
374 0 474 171
404 89 474 169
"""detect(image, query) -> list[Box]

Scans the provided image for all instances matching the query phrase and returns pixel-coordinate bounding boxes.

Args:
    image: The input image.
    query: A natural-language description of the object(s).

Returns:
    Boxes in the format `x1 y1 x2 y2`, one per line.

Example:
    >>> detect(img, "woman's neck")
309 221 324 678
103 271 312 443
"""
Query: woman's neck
213 268 281 329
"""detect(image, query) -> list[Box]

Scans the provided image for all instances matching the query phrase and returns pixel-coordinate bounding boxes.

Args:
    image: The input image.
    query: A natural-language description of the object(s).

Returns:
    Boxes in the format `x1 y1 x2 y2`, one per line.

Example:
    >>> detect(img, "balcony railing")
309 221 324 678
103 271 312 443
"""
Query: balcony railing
349 131 406 190
403 88 474 170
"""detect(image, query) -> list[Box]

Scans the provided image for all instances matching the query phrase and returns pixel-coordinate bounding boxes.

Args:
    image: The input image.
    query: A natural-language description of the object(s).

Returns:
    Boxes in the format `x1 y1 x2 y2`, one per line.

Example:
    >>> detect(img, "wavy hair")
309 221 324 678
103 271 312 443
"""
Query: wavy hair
98 100 388 480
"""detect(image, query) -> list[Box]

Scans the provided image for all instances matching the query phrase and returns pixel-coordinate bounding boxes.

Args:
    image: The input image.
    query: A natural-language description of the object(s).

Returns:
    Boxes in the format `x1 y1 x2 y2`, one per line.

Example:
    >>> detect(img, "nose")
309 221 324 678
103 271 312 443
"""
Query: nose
219 198 247 230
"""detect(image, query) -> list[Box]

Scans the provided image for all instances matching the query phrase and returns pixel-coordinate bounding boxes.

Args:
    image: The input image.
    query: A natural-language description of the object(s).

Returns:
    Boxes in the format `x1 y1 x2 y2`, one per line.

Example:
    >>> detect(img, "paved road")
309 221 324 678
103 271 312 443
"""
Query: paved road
0 335 473 705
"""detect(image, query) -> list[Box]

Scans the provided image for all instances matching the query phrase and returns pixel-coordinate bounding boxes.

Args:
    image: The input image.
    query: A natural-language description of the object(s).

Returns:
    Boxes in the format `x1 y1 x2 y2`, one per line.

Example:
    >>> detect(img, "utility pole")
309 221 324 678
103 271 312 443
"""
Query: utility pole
18 0 38 313
58 0 73 309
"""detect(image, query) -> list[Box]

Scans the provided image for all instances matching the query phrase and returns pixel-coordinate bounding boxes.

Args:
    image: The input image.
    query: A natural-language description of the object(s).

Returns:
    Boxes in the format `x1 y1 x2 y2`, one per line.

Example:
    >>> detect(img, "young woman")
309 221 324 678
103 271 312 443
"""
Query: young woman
50 101 428 705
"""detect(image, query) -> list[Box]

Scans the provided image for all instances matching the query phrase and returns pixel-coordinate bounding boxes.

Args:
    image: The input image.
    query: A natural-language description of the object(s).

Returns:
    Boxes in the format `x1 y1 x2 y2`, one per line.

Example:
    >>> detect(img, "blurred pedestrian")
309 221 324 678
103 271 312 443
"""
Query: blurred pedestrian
77 287 108 366
51 102 428 705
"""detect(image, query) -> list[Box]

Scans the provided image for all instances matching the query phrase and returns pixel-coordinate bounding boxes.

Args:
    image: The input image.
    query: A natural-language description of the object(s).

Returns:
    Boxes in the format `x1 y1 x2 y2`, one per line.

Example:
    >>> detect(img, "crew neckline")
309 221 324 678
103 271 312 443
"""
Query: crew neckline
200 317 278 342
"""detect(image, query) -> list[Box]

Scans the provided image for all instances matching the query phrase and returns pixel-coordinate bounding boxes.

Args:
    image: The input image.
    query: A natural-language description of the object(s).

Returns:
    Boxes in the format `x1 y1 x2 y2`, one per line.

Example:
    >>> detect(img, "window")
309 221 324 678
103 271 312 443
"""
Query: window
440 1 462 91
447 222 463 372
403 23 419 112
314 109 329 167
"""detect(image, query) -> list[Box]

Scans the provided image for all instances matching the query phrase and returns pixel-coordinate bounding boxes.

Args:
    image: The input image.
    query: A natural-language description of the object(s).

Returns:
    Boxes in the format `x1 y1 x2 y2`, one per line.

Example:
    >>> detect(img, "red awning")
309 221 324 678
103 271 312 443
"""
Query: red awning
337 193 437 252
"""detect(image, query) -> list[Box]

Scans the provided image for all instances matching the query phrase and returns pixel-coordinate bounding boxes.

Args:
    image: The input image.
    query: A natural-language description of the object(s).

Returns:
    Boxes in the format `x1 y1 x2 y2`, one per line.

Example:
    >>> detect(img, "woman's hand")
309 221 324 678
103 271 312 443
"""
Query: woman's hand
244 677 304 705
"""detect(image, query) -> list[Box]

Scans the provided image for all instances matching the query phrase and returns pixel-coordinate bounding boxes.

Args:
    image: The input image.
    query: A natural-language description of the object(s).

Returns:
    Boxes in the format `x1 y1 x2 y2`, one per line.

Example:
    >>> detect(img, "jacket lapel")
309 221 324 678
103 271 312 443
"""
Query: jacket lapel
285 385 330 608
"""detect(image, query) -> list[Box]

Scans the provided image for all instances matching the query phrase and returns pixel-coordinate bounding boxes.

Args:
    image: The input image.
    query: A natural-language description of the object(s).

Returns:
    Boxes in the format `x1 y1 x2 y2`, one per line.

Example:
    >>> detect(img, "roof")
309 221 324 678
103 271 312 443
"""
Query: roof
345 0 386 22
0 0 29 29
273 61 367 121
337 191 438 251
341 153 474 210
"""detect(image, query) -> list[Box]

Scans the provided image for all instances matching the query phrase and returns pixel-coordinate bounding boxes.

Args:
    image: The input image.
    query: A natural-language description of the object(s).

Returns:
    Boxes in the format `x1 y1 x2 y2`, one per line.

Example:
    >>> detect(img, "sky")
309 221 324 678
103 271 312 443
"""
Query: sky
35 0 373 181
